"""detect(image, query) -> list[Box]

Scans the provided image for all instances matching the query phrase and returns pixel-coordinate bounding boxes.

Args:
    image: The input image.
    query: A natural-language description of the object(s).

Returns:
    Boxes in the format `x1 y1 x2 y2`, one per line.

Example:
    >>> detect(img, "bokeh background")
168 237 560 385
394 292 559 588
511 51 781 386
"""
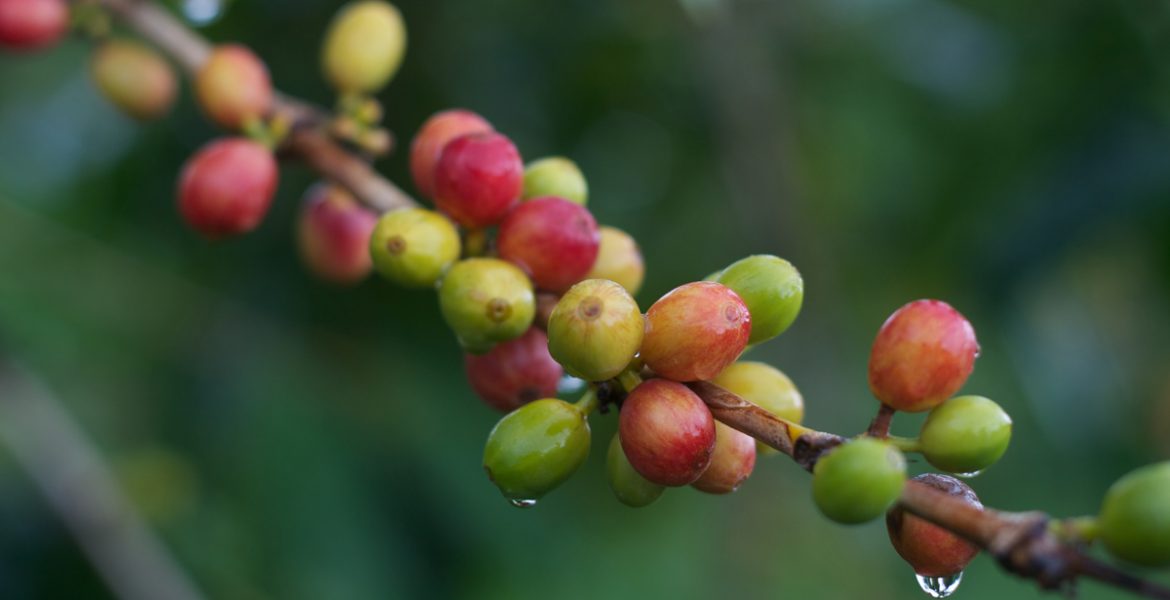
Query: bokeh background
2 0 1170 598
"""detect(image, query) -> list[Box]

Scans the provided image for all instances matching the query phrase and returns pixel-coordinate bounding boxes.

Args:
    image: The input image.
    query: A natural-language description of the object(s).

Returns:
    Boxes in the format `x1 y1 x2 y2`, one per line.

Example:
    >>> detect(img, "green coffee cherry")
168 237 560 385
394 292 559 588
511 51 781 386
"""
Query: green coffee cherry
321 1 407 94
716 255 803 345
812 438 906 525
522 156 588 205
1098 462 1170 567
483 398 591 503
606 433 664 507
369 208 460 288
920 395 1012 474
546 279 644 381
439 258 534 353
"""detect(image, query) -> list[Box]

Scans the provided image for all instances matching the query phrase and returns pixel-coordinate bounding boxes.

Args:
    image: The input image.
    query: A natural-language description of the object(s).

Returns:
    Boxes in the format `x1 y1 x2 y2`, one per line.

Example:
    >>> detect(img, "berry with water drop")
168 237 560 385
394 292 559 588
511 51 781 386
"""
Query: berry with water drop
920 395 1011 474
483 398 591 503
886 474 981 577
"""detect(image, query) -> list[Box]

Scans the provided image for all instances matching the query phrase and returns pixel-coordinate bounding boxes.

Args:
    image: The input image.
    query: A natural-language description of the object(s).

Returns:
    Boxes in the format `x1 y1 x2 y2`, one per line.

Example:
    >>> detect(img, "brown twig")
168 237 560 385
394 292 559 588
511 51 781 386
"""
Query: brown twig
866 403 896 438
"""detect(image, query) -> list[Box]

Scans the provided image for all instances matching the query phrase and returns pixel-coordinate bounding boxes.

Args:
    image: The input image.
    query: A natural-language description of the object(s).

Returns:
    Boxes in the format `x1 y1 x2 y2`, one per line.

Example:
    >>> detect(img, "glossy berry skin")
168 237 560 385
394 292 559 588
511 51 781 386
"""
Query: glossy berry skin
409 109 493 199
1098 462 1170 567
546 279 643 382
177 138 278 238
433 132 523 228
641 282 751 382
464 327 562 412
522 156 588 205
692 422 756 494
716 255 803 345
868 299 979 413
920 395 1012 474
586 226 645 296
711 361 803 456
297 184 378 284
321 0 406 94
619 379 716 487
369 208 460 288
497 197 600 292
812 438 906 525
483 398 591 502
887 474 981 577
438 258 534 353
0 0 68 50
195 45 272 130
606 433 664 507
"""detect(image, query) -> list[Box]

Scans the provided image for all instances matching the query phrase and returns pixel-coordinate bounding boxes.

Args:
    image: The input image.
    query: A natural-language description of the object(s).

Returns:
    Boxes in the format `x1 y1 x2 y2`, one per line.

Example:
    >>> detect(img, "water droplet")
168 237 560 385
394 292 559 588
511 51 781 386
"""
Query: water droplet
183 0 223 25
955 470 984 479
557 375 585 394
509 498 537 508
916 572 963 598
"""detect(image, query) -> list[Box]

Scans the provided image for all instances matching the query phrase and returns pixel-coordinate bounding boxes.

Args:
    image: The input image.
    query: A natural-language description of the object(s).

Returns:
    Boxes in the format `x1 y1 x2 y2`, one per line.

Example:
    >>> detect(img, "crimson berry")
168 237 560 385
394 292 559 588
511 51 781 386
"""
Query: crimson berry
91 40 177 121
195 44 273 130
586 226 645 295
886 474 981 577
177 138 278 238
641 282 751 382
464 327 563 413
433 132 523 228
497 197 600 292
409 109 493 199
297 184 378 284
691 422 756 494
619 379 716 487
0 0 68 51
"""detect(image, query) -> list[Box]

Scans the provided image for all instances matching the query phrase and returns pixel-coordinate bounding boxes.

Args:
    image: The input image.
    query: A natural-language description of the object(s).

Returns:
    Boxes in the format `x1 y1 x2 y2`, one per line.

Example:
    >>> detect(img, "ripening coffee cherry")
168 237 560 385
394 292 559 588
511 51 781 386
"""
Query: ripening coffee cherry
619 379 716 486
321 0 406 94
606 433 664 507
711 361 804 456
483 398 591 503
522 156 588 205
546 279 643 382
868 299 979 413
586 226 645 296
464 327 562 412
297 184 378 284
691 422 756 494
812 438 907 525
887 474 981 577
0 0 68 51
497 197 600 292
90 40 177 121
434 132 523 228
641 282 751 382
409 109 493 199
920 395 1012 474
369 208 460 288
438 258 534 353
177 138 278 238
195 44 273 130
1098 462 1170 567
716 255 803 345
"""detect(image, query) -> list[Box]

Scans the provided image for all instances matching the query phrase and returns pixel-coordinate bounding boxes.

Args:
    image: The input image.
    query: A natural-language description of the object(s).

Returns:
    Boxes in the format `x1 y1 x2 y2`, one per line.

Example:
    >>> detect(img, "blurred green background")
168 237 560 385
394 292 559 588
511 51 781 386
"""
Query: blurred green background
2 0 1170 598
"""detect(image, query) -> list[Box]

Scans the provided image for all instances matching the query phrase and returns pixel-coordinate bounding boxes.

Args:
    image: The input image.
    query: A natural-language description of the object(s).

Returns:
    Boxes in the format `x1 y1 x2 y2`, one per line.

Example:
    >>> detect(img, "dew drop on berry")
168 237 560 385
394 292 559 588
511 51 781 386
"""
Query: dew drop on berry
509 498 537 508
916 572 963 598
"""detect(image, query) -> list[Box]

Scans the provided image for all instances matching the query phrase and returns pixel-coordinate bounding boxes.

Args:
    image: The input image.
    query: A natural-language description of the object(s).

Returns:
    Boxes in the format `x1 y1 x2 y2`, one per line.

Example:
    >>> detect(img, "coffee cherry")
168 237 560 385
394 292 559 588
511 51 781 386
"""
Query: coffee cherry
438 258 534 353
641 282 751 382
0 0 68 51
812 438 906 525
920 395 1011 474
1098 462 1170 567
177 138 278 238
619 379 716 486
606 433 664 507
586 226 645 296
195 44 272 130
321 0 406 94
691 422 756 494
546 279 643 382
497 197 600 292
710 361 804 456
715 255 803 345
433 132 523 228
91 40 177 121
887 474 981 577
464 327 562 412
369 208 460 288
522 156 588 205
409 109 493 199
868 299 979 413
483 398 591 503
297 184 377 284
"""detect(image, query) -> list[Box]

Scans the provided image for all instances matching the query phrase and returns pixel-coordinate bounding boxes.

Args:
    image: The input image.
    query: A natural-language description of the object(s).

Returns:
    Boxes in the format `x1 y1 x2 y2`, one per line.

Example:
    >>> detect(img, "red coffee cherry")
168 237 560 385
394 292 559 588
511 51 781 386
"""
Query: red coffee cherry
464 327 563 413
641 282 751 382
868 299 979 413
177 138 278 238
619 379 716 486
433 131 522 228
691 421 756 494
886 474 981 577
297 184 378 284
195 44 273 130
0 0 68 51
409 109 493 199
497 197 600 292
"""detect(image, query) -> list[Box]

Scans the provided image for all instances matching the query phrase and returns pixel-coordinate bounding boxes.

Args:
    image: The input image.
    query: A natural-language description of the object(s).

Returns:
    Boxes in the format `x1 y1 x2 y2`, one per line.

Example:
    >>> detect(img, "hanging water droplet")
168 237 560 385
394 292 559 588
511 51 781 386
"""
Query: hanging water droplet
955 470 984 479
557 375 585 394
916 572 963 598
509 498 537 508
